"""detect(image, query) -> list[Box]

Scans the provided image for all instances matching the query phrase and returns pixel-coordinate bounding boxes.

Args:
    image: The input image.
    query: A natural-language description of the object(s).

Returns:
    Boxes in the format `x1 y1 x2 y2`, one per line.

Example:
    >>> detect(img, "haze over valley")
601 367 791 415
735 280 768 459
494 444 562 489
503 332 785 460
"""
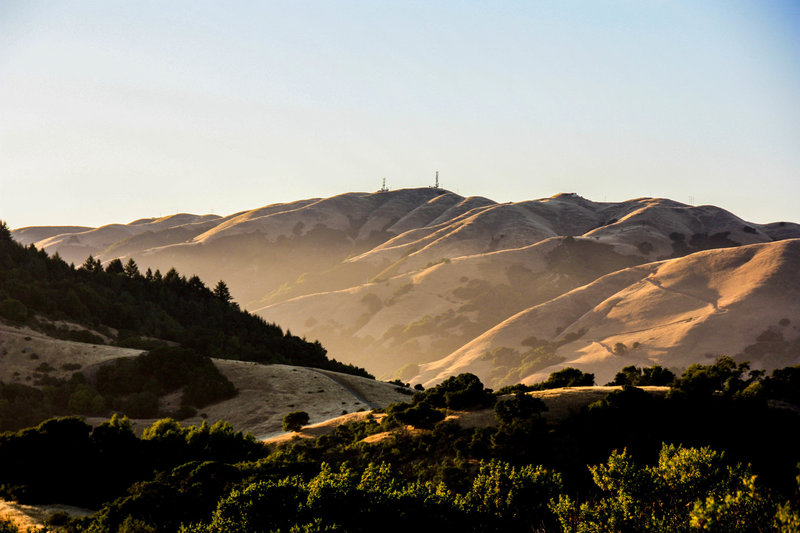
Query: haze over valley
13 187 800 387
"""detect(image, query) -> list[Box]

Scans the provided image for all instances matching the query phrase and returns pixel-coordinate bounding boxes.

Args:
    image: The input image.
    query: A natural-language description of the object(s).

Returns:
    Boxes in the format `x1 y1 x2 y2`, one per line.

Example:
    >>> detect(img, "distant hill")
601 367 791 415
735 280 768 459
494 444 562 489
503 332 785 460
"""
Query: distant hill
10 189 800 385
415 239 800 387
0 221 370 378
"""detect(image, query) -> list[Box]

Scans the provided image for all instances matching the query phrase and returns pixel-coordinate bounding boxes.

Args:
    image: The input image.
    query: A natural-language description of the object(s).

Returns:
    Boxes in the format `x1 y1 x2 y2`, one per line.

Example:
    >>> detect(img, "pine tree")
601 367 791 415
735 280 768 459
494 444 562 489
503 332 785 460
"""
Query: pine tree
106 258 125 275
81 255 103 273
213 280 233 304
0 220 11 241
124 258 140 278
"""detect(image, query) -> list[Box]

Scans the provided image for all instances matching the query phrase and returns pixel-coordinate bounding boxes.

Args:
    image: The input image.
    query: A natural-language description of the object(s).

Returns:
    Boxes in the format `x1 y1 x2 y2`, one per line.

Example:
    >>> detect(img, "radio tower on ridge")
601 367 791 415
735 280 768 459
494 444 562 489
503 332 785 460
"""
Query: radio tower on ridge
434 171 439 189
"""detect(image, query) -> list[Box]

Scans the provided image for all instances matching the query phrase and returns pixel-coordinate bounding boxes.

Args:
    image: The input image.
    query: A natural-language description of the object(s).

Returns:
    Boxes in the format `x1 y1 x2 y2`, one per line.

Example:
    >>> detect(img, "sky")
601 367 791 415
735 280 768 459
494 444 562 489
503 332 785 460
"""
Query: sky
1 1 799 229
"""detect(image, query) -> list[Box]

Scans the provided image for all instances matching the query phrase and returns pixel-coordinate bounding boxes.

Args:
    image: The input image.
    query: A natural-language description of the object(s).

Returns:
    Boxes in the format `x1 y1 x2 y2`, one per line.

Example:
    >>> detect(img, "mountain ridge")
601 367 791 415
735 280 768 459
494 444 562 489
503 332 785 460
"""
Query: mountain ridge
11 188 800 385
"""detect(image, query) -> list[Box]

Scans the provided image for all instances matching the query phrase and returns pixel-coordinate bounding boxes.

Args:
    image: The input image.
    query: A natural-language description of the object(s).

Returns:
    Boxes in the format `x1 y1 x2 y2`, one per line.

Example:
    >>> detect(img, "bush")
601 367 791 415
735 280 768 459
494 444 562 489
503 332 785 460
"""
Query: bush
411 373 495 410
35 362 54 373
122 391 159 418
283 411 310 432
607 365 676 386
494 393 547 425
530 367 594 390
385 402 444 429
0 298 27 323
96 347 237 415
676 356 755 397
46 511 70 526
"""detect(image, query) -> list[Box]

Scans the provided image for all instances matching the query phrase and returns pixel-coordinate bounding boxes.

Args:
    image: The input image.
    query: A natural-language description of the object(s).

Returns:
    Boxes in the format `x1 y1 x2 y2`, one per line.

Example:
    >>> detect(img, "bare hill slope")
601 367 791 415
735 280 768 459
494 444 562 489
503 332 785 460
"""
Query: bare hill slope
415 239 800 387
0 322 409 438
11 189 800 386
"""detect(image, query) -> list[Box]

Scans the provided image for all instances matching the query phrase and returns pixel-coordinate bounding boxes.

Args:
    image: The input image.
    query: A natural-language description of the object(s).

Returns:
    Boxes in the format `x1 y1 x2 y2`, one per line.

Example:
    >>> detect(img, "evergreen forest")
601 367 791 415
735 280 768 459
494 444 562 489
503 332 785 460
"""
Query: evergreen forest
0 221 370 376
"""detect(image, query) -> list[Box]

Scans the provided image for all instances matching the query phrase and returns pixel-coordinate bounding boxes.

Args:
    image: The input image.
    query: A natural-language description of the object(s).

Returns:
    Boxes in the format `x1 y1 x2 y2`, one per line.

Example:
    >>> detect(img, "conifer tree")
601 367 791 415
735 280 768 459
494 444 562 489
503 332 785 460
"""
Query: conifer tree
106 258 125 275
213 280 233 304
124 258 140 278
81 255 103 273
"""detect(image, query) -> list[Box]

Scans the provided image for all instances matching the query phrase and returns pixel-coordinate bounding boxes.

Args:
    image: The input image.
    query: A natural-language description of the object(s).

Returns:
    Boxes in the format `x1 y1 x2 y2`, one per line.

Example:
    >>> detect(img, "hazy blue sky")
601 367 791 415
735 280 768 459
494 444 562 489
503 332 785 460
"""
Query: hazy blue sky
2 1 798 229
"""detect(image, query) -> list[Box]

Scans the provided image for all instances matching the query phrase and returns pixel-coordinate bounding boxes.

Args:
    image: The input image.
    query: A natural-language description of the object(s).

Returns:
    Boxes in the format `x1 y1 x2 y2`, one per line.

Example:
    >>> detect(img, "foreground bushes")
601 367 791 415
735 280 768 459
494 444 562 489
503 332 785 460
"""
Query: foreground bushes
181 460 563 533
2 365 800 532
0 415 262 508
554 445 778 532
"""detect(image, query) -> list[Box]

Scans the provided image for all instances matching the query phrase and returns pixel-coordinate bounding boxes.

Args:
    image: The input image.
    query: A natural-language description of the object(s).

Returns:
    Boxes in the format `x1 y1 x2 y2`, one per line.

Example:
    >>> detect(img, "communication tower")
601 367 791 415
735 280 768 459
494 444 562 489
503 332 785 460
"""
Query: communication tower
379 178 388 192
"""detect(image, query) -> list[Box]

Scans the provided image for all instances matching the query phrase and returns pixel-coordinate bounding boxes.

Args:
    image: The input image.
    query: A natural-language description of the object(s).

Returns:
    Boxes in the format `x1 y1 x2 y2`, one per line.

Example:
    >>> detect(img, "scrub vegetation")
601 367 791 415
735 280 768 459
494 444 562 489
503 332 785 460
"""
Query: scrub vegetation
1 359 798 532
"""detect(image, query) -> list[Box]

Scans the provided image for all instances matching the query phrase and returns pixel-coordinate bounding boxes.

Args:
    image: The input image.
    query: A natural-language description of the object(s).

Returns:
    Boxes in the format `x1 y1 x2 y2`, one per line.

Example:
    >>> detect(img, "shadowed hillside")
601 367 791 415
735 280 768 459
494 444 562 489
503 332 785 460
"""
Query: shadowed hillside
11 189 800 385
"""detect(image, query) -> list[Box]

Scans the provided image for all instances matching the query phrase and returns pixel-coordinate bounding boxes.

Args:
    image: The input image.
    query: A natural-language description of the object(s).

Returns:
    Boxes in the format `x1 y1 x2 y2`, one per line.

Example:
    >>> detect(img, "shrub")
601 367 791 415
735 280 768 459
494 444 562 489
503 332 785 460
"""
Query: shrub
0 298 27 323
283 411 310 432
676 356 755 397
607 365 676 386
411 373 495 410
385 402 444 429
35 362 55 373
46 511 70 526
530 367 594 390
122 391 159 418
494 393 547 425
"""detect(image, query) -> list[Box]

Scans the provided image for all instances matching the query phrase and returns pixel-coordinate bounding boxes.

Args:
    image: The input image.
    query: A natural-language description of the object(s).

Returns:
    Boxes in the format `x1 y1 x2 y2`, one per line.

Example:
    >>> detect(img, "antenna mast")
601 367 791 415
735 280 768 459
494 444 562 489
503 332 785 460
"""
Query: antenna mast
435 171 439 189
379 178 388 192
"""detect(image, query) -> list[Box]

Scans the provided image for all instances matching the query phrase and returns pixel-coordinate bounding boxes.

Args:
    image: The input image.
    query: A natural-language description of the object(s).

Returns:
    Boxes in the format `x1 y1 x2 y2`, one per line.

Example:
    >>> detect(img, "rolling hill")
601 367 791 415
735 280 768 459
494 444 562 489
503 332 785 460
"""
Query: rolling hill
0 320 410 438
11 188 800 385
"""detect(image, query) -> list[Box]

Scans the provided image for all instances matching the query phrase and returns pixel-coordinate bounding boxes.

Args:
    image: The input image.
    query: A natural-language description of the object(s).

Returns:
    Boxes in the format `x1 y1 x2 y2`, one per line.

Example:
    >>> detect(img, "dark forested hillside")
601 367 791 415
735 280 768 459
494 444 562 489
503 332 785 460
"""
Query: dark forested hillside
0 221 370 378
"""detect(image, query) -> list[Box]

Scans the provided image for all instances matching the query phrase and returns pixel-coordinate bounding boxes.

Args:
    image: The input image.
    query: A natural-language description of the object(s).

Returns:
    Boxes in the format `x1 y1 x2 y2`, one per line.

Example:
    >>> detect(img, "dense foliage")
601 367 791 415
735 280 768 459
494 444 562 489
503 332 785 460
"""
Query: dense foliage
96 346 237 414
496 366 596 394
384 372 496 428
1 360 798 532
0 220 370 378
0 415 262 510
282 411 310 432
607 364 676 386
0 346 237 430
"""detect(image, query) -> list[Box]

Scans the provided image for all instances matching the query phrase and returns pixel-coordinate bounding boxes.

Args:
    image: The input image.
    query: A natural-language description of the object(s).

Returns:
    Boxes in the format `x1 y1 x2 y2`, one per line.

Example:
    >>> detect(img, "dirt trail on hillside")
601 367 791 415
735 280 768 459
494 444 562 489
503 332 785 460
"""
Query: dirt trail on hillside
309 369 381 409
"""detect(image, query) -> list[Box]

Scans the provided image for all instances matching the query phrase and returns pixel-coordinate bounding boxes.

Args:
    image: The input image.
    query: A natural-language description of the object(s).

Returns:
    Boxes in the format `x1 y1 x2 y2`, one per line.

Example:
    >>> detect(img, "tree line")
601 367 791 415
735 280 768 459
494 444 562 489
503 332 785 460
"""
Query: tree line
0 221 371 379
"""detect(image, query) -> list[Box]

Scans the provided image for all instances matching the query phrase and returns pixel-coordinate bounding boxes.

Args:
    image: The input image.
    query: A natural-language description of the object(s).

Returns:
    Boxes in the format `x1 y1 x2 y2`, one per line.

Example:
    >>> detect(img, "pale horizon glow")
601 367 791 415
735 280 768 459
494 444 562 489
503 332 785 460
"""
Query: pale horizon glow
1 1 799 230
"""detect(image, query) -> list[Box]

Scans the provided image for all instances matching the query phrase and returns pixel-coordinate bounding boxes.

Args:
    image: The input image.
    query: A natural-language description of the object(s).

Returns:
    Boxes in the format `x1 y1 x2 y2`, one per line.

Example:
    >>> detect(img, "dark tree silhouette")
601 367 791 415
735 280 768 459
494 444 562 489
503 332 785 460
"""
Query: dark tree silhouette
282 411 310 432
212 280 233 304
105 258 125 275
124 258 140 278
